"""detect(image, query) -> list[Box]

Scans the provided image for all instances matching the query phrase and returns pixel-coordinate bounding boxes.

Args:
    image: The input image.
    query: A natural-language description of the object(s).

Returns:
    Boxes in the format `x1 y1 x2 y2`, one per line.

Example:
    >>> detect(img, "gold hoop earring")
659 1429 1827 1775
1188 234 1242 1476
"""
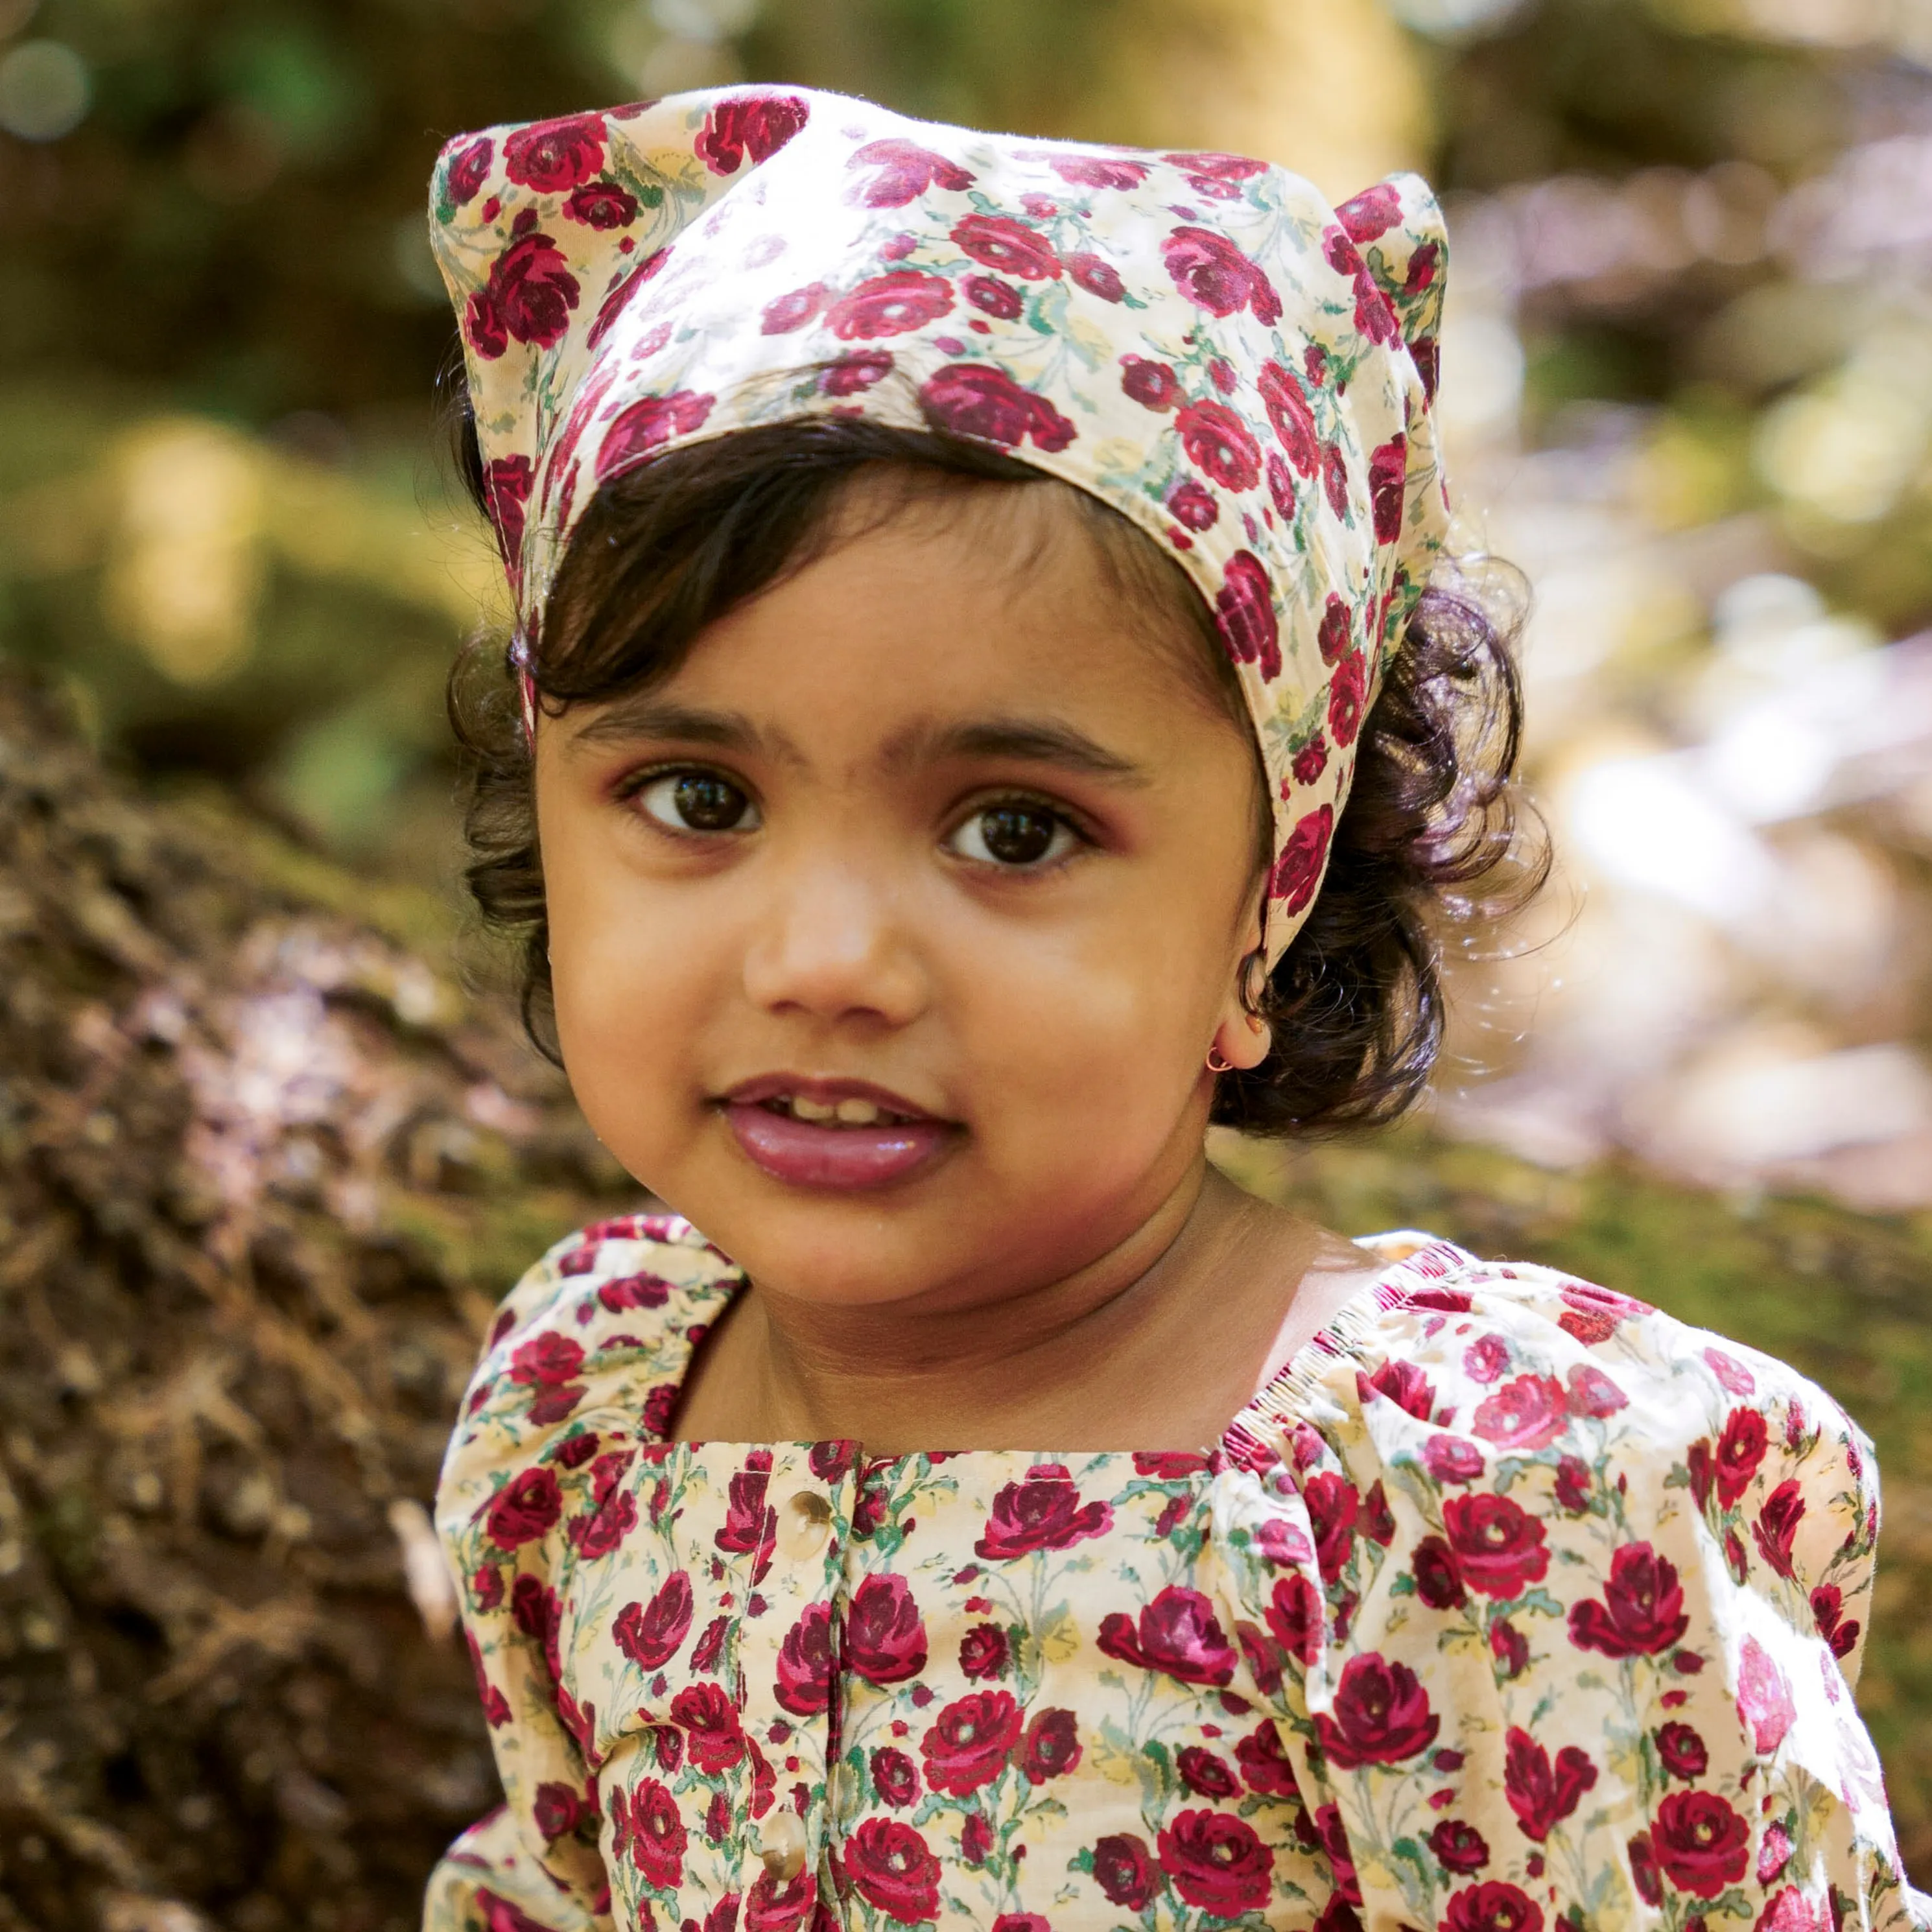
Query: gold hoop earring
1206 1046 1235 1074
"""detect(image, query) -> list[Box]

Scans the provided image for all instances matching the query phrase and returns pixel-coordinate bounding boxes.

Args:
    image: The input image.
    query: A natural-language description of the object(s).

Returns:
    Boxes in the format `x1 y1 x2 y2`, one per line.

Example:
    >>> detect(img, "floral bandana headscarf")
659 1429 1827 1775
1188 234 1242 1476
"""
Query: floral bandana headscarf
429 86 1452 967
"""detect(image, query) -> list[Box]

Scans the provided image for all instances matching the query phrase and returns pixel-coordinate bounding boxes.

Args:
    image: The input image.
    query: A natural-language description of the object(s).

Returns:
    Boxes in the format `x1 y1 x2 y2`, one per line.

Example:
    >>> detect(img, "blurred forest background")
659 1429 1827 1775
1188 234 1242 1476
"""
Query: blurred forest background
4 0 1932 1926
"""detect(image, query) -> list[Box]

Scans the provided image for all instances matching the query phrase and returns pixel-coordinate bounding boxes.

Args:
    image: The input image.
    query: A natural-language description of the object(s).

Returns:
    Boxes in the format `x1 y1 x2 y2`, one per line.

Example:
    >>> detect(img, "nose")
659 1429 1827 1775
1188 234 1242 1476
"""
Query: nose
740 853 930 1030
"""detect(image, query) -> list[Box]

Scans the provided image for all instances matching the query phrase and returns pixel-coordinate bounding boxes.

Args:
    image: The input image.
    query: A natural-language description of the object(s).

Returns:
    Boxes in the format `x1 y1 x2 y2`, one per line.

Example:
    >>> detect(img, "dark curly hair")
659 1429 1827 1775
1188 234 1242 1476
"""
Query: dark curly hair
445 384 1540 1135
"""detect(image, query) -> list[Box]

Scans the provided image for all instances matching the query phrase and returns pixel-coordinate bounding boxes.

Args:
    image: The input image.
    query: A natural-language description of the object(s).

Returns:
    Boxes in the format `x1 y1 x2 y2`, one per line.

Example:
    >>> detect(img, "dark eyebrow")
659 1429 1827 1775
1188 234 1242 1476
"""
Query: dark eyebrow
565 699 786 759
906 718 1151 786
567 698 1146 786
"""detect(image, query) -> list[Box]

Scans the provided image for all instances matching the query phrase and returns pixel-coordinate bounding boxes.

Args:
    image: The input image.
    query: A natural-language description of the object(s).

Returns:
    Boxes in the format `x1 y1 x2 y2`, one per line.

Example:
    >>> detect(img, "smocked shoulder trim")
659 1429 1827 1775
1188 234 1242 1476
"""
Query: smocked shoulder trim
1219 1236 1480 1459
545 1208 734 1273
445 1210 745 1469
501 1209 741 1333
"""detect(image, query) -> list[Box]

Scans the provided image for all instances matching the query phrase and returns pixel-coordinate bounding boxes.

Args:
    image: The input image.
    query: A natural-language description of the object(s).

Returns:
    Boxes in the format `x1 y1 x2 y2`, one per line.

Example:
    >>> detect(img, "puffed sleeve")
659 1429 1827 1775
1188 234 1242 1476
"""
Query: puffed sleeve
427 1806 602 1932
1211 1243 1932 1932
425 1214 740 1932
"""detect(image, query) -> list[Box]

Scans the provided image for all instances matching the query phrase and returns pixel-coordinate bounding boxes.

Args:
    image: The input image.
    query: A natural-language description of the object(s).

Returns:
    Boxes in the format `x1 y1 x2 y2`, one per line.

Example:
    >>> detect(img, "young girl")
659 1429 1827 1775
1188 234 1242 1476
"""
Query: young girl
423 87 1926 1932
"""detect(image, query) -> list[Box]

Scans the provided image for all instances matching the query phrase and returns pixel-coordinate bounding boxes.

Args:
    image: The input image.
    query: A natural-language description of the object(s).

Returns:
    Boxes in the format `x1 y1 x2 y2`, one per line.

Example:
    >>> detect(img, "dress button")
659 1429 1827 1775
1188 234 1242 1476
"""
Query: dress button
755 1806 808 1879
777 1489 834 1561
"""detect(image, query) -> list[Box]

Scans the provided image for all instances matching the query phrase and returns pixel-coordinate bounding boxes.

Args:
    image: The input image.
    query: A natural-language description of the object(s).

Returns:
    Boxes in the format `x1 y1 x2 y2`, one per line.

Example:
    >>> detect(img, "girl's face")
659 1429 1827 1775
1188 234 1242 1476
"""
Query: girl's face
536 477 1267 1314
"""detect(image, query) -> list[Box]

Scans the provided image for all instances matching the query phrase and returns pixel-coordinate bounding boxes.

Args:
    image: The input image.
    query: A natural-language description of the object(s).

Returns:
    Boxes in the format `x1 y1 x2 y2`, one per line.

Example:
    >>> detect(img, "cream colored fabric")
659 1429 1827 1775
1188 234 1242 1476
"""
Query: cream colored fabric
425 1216 1928 1932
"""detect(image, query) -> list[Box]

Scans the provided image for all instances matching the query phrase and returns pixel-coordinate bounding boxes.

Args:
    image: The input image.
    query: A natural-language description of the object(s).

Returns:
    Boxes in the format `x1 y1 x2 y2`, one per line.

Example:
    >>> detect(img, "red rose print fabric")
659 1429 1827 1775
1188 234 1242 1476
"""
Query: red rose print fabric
427 86 1453 970
425 1218 1928 1932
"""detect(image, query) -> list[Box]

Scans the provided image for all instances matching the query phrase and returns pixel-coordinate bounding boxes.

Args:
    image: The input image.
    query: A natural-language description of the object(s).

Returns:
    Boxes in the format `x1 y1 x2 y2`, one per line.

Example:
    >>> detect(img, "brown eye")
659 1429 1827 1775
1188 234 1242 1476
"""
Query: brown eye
948 803 1076 867
637 771 759 834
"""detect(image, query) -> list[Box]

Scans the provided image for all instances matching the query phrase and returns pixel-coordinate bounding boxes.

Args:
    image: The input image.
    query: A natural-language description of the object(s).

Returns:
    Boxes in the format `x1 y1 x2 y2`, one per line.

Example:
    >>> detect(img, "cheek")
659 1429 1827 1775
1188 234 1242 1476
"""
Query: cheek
937 856 1237 1144
539 810 725 1138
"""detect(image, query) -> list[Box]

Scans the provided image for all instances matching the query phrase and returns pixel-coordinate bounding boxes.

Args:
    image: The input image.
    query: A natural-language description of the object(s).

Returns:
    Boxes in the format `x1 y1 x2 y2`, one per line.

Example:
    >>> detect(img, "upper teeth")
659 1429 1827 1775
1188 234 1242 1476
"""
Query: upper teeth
790 1096 883 1125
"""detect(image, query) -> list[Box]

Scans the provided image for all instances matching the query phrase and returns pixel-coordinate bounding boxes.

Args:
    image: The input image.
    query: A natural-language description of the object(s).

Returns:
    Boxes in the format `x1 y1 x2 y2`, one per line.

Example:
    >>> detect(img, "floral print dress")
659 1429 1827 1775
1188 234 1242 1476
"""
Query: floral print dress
427 1217 1929 1932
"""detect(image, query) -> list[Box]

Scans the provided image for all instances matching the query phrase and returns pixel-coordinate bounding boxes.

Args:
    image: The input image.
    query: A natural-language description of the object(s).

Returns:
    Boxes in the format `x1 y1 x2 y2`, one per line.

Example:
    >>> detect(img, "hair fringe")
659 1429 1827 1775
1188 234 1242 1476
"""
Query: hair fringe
443 391 1545 1129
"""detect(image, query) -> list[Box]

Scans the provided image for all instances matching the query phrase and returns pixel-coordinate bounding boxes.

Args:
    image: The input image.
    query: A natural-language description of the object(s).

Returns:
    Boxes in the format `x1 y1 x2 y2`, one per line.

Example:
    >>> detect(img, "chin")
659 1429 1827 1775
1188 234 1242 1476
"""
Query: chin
709 1168 1160 1318
707 1198 984 1307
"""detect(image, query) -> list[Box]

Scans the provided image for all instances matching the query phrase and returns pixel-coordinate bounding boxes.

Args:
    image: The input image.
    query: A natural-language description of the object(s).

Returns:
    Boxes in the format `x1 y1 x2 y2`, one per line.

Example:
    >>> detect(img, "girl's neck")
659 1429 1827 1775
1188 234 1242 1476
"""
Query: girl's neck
671 1166 1378 1455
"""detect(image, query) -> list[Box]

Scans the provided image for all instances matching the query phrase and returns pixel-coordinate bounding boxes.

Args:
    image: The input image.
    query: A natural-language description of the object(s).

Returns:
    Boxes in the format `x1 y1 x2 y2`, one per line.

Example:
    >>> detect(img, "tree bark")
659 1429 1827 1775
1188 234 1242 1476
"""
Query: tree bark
0 673 636 1932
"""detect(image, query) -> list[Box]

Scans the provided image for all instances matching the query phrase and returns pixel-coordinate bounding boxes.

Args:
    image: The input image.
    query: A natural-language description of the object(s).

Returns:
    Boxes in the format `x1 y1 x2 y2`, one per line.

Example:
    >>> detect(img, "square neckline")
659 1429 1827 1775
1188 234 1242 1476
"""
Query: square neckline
653 1232 1470 1467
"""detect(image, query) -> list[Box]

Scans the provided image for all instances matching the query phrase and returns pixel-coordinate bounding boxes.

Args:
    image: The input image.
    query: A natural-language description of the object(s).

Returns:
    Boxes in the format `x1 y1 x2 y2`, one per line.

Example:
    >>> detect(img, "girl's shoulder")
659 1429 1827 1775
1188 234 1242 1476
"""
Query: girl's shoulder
1345 1244 1854 1452
439 1211 742 1499
1253 1234 1872 1464
1206 1262 1922 1929
1219 1234 1881 1683
1246 1234 1878 1513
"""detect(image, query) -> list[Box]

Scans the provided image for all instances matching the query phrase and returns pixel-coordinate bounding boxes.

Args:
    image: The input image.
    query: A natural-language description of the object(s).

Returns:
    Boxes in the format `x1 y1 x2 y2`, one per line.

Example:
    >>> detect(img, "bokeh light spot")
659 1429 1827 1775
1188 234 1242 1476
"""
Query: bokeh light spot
0 38 89 142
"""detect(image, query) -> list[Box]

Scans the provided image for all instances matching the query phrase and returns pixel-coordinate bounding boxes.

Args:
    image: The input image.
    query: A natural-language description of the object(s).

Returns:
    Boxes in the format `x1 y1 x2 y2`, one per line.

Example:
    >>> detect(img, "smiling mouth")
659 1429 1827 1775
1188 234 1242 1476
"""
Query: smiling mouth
720 1077 954 1189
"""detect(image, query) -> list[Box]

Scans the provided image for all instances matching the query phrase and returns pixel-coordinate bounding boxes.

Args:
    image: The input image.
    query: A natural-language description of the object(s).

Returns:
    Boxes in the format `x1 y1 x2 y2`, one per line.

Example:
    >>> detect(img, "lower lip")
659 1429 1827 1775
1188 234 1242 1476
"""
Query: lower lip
724 1102 954 1191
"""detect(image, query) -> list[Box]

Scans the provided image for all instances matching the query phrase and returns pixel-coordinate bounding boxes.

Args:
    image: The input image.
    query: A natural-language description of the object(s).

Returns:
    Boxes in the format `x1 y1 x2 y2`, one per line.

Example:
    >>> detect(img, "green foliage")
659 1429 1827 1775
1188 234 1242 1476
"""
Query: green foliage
8 0 637 412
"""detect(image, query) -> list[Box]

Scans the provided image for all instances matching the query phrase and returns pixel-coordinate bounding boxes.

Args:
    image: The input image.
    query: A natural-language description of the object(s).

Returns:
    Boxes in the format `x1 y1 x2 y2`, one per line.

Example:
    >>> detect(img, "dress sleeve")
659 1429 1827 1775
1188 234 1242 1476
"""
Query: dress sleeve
426 1806 605 1932
1212 1251 1932 1932
425 1214 740 1932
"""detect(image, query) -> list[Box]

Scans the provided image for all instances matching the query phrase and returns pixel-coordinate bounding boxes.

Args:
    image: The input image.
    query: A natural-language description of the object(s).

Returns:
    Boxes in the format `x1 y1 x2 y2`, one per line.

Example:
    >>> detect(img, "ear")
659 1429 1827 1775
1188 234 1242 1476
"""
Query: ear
1209 926 1272 1074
